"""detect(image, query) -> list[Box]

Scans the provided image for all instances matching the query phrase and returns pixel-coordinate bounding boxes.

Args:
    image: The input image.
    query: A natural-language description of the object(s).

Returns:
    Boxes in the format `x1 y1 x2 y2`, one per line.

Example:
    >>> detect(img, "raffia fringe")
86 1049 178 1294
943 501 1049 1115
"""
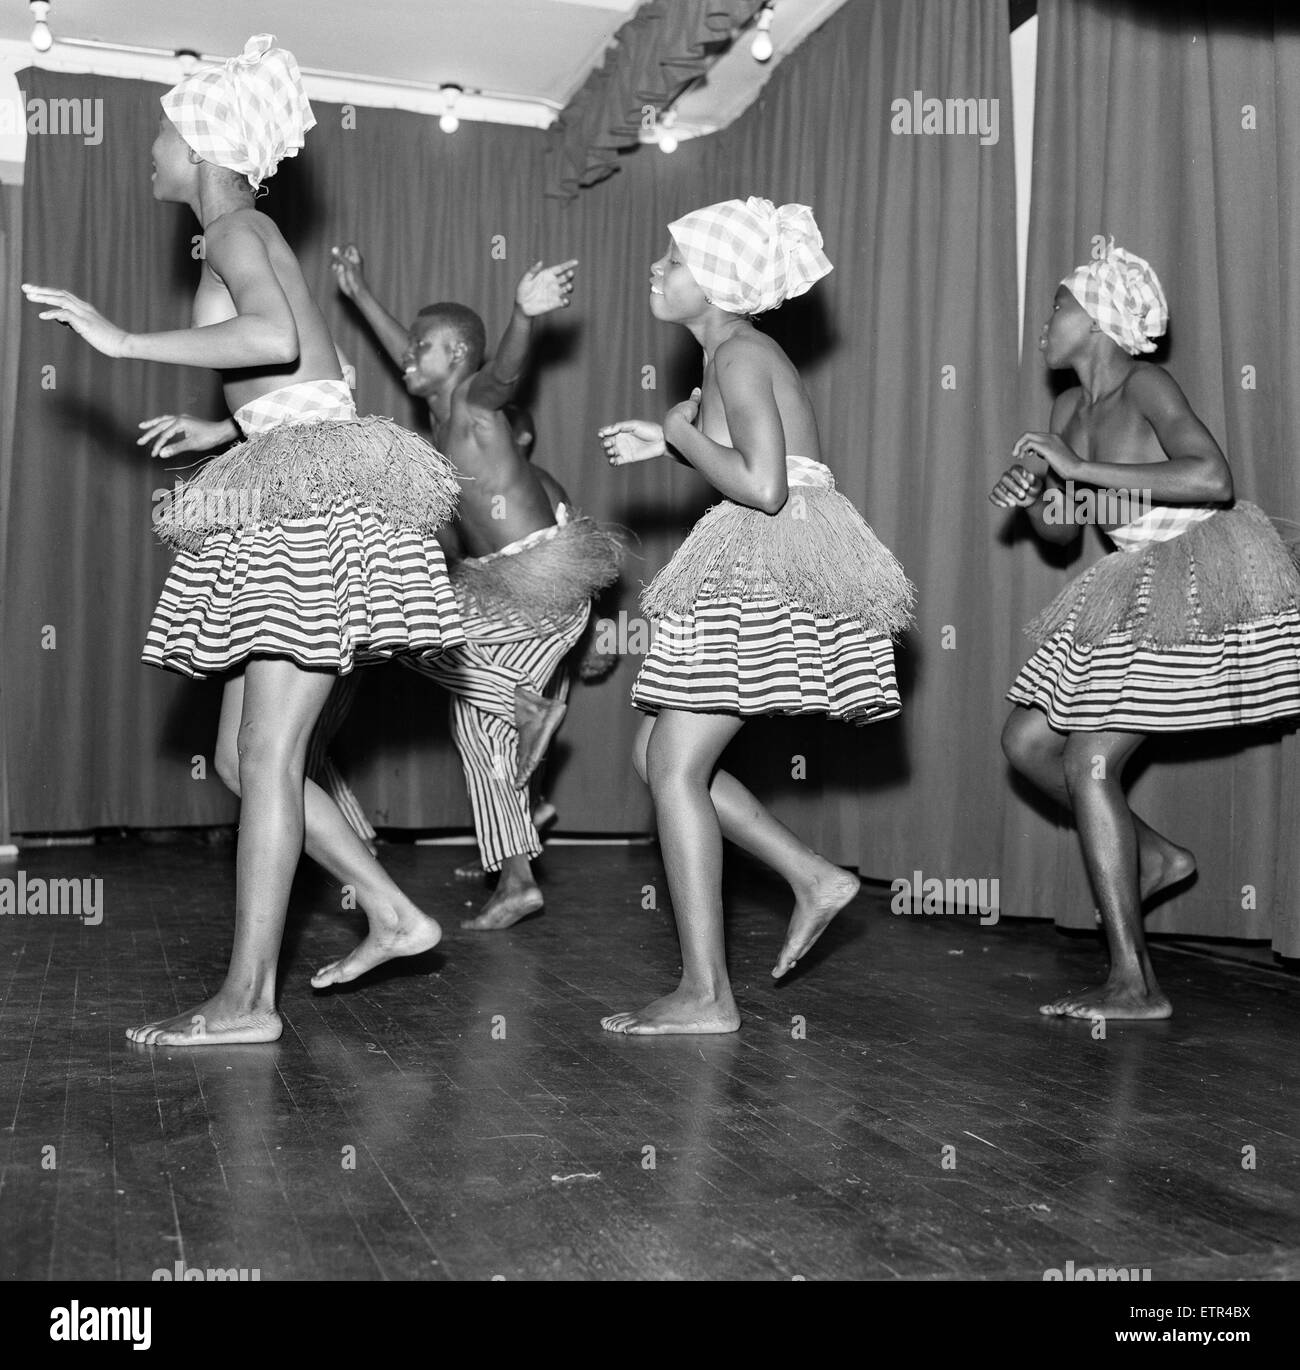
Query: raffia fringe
1027 501 1300 648
451 516 624 631
640 487 915 637
153 417 459 551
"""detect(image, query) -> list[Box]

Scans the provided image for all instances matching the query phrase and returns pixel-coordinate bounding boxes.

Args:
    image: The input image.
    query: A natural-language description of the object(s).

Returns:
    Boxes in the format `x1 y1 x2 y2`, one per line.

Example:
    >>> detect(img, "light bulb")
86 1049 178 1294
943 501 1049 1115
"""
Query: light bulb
439 85 461 135
751 4 774 62
30 2 53 52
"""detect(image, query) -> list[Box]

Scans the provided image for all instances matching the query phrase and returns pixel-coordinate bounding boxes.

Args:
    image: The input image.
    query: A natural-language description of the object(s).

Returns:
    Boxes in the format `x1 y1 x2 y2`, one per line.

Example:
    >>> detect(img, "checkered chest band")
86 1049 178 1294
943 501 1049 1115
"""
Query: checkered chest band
161 33 315 192
668 197 833 316
1061 240 1168 355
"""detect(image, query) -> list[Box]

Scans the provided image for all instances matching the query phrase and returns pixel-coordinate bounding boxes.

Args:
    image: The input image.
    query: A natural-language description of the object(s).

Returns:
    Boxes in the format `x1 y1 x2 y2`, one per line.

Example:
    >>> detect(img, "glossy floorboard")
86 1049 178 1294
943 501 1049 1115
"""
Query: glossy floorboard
1 841 1296 1281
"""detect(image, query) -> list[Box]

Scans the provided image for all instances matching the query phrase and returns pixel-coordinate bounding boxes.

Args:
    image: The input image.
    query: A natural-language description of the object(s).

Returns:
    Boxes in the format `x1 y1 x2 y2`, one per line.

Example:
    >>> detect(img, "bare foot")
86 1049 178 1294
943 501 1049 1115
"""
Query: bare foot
453 858 487 882
311 907 442 988
126 997 282 1047
601 986 740 1035
772 865 860 979
1141 838 1196 902
1039 978 1173 1020
461 881 544 931
513 687 567 789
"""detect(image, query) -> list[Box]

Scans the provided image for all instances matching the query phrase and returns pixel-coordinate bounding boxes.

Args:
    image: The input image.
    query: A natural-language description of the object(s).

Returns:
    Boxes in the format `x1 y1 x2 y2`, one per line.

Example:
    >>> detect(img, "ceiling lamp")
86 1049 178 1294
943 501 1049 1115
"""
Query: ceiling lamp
439 85 461 134
751 3 775 63
30 1 53 53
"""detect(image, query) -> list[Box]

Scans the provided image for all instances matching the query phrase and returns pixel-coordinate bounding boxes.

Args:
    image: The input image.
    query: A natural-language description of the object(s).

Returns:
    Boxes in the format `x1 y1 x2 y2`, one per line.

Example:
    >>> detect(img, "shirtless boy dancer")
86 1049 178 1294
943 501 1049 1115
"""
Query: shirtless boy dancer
331 245 621 930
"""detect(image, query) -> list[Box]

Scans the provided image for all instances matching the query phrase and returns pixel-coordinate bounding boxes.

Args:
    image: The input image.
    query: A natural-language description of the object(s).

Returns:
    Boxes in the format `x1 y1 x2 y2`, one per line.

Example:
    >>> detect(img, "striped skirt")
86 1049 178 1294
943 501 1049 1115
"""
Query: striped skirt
632 593 901 726
1007 611 1300 731
142 502 465 679
1008 503 1300 732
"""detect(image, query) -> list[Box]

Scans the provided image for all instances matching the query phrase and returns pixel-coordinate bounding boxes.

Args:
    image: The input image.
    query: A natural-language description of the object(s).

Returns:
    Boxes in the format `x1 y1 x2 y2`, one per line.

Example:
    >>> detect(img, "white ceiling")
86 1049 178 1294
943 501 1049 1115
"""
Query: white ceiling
0 0 644 110
0 0 852 178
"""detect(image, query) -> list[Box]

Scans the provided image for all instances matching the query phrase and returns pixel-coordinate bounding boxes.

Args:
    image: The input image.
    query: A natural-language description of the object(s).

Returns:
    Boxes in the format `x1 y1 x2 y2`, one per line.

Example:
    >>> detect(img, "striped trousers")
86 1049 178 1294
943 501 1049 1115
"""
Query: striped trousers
306 672 377 844
402 601 589 871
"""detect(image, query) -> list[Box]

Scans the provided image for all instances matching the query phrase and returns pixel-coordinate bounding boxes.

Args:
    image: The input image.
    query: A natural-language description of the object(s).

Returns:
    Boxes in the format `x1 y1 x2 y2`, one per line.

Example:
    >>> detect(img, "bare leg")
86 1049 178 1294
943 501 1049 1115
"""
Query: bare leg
128 665 442 1045
128 660 335 1045
1004 711 1174 1021
631 715 859 979
602 710 747 1035
1002 707 1195 903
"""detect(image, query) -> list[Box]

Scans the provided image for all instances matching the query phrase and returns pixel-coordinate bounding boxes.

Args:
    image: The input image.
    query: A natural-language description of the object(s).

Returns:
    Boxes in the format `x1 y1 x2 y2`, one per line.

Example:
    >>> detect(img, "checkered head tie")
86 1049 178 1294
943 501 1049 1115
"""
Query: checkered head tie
668 197 832 315
161 34 315 192
1061 240 1168 355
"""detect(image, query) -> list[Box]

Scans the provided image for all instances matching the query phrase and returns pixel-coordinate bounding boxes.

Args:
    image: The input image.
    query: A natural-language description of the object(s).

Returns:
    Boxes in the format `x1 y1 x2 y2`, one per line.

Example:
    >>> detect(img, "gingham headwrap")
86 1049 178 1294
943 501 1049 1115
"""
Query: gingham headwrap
1061 240 1168 355
161 34 315 192
668 197 832 315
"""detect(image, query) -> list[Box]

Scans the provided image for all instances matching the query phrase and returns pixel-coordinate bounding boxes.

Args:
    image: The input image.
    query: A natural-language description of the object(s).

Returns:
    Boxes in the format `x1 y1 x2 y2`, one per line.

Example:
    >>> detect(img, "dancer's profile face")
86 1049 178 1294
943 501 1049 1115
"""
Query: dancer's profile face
650 241 708 321
150 116 195 203
1040 285 1092 367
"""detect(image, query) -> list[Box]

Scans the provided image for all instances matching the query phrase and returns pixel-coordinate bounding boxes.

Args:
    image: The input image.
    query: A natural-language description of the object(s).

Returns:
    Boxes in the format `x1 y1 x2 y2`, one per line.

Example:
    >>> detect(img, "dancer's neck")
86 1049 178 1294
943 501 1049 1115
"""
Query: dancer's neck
690 312 754 362
1072 344 1136 404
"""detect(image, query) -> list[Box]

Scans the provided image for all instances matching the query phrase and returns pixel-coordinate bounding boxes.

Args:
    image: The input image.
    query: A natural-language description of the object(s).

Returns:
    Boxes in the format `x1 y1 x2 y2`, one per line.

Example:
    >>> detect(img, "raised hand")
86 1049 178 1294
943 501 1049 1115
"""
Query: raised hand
330 244 367 300
989 462 1044 509
599 418 667 466
22 283 129 358
516 259 578 317
137 414 238 459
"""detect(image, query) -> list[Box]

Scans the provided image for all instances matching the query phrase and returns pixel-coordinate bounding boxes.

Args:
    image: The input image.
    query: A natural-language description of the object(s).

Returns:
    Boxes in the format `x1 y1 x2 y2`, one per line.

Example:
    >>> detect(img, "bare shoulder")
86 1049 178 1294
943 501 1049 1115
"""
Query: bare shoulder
1123 361 1185 406
714 330 786 380
204 207 279 250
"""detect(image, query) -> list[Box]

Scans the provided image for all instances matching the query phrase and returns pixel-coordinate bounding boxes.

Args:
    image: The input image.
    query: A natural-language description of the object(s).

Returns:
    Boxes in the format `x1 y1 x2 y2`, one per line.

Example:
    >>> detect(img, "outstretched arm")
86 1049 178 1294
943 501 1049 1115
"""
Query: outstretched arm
26 220 298 368
465 259 577 412
663 338 788 514
331 244 410 371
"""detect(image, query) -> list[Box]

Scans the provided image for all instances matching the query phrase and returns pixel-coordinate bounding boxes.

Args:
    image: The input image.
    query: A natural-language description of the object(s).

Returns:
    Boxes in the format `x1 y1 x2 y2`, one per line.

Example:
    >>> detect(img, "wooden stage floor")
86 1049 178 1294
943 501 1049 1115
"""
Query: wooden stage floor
1 840 1297 1282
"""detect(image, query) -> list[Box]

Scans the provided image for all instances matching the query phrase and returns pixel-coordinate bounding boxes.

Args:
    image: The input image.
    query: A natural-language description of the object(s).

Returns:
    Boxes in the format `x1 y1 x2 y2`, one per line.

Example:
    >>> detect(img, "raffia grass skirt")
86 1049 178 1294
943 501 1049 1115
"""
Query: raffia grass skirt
632 488 913 725
144 417 464 678
1008 502 1300 731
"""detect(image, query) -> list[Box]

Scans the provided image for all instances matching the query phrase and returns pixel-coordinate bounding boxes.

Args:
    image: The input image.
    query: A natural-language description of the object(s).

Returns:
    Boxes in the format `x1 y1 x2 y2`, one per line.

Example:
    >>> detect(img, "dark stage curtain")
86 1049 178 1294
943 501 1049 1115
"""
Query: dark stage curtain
0 181 21 849
1003 0 1300 953
5 2 1019 894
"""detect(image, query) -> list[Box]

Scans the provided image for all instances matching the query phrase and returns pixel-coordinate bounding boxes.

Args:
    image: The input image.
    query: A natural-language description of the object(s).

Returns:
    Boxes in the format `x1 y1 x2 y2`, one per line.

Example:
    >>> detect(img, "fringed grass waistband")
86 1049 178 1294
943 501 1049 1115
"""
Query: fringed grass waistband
451 514 623 631
640 487 915 636
153 415 459 551
1028 501 1300 648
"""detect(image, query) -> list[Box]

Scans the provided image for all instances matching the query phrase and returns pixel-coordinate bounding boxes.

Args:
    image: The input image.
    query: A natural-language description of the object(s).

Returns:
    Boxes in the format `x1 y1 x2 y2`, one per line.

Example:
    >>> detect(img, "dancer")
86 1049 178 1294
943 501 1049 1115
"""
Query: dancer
450 404 599 881
332 244 622 929
142 349 380 854
24 35 464 1045
598 198 914 1034
991 241 1300 1020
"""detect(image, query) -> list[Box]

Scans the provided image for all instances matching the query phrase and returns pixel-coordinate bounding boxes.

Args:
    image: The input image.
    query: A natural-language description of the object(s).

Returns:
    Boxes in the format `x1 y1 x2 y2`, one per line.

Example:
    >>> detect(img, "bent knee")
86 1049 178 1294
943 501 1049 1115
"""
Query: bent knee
1062 739 1110 792
215 748 242 796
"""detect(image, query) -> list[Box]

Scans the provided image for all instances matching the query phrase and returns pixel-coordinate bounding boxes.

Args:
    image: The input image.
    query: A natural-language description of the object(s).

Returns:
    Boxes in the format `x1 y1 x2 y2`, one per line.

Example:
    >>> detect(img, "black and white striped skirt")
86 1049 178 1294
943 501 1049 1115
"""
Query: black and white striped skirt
631 592 901 725
141 500 465 679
